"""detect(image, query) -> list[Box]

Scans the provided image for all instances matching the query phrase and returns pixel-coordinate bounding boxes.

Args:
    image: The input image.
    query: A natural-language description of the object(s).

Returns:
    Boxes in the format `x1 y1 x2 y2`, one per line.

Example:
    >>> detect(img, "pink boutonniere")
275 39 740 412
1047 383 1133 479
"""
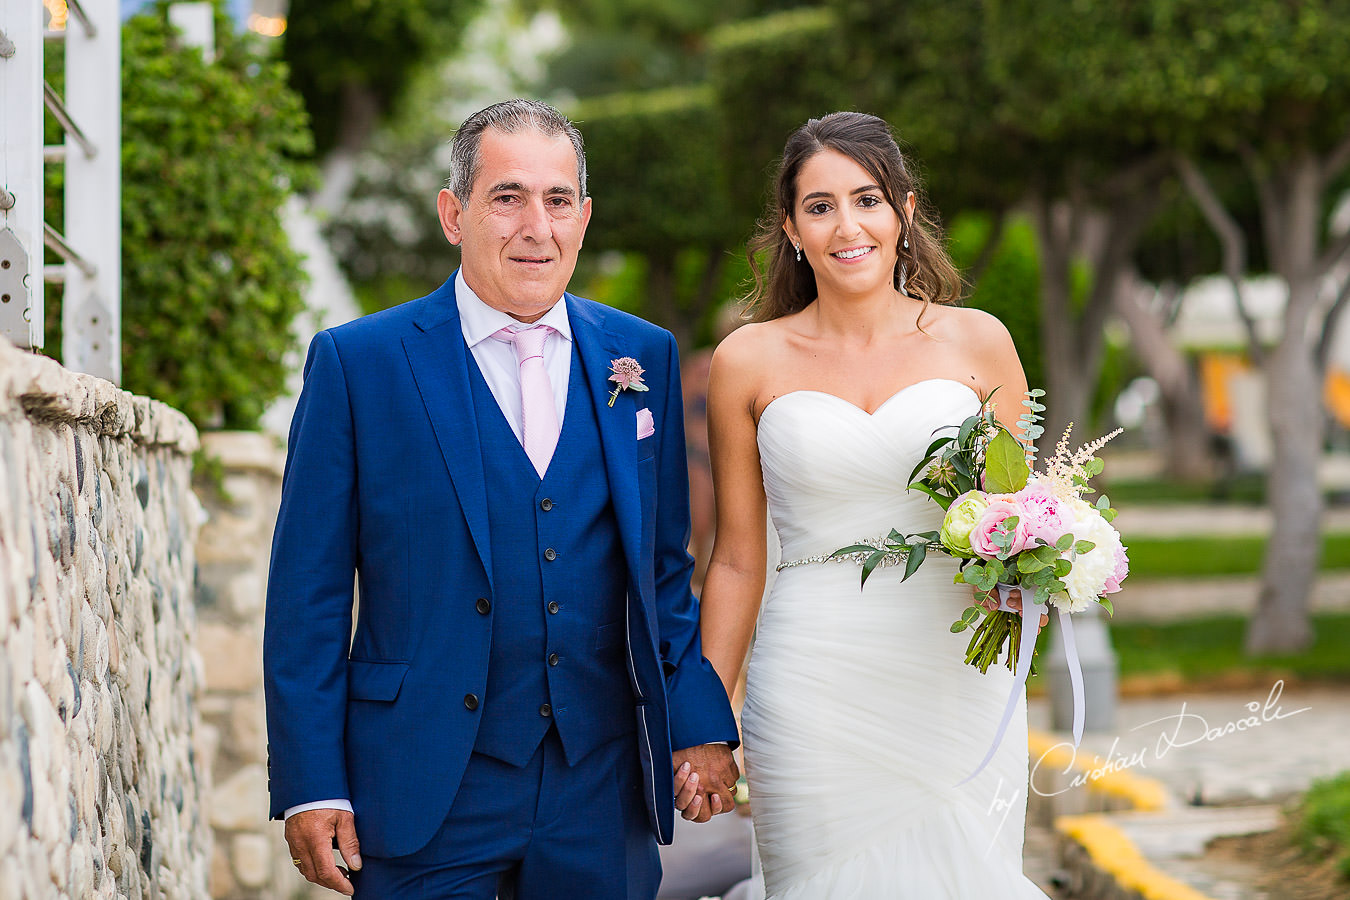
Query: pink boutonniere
607 357 649 407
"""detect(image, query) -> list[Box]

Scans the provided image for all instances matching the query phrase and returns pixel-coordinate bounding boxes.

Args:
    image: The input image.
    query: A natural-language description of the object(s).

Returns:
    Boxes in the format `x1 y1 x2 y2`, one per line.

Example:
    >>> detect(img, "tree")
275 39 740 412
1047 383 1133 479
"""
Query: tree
281 0 481 211
981 0 1350 650
1119 1 1350 653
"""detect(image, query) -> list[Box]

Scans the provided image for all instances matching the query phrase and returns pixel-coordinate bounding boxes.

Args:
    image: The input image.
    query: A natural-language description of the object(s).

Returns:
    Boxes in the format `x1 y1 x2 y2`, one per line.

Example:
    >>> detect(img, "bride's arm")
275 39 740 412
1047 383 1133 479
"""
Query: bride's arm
699 330 769 703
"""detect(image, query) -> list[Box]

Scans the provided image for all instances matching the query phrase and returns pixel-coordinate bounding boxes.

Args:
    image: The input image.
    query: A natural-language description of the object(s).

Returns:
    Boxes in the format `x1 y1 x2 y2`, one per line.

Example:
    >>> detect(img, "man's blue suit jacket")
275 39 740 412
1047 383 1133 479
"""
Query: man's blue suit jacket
263 274 740 858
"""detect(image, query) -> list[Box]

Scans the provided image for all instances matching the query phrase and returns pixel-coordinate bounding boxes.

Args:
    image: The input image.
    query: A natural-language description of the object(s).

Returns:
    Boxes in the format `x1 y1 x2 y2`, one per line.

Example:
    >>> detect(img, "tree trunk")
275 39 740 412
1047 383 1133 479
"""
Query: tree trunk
1247 155 1325 655
1112 271 1212 480
312 81 384 218
1030 190 1161 456
1031 195 1089 454
645 253 690 350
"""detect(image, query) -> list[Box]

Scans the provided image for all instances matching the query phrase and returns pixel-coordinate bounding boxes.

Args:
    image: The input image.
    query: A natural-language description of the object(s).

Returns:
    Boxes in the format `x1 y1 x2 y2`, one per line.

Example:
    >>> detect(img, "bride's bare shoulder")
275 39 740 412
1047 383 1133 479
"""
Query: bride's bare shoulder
708 321 794 415
926 304 1014 348
710 320 786 375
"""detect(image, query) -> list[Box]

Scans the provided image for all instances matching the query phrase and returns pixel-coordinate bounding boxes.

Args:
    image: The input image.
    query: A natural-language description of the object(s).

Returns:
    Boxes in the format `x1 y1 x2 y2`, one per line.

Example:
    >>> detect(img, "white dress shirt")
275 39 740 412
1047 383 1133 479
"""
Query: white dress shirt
282 273 573 822
456 270 572 441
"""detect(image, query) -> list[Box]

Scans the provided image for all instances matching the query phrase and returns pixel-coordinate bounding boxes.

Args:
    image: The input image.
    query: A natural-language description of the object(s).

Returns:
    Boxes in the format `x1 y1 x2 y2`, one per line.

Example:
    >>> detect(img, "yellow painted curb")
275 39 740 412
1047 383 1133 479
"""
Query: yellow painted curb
1055 814 1216 900
1028 729 1220 900
1028 730 1170 812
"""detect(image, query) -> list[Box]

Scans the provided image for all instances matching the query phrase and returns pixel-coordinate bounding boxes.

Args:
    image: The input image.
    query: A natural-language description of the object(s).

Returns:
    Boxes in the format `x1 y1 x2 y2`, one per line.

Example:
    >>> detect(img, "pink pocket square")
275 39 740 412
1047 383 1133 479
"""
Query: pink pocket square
636 408 655 440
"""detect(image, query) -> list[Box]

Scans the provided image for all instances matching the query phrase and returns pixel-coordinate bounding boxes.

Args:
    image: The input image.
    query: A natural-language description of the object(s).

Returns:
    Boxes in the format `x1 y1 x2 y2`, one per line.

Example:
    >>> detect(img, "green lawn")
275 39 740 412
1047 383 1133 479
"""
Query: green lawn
1105 474 1268 505
1105 613 1350 681
1123 533 1350 579
1024 613 1350 689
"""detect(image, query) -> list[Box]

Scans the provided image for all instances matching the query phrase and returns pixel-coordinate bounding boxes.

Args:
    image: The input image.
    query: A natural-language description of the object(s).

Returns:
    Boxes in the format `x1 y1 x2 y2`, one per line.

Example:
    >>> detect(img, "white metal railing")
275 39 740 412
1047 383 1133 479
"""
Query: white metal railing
0 0 120 382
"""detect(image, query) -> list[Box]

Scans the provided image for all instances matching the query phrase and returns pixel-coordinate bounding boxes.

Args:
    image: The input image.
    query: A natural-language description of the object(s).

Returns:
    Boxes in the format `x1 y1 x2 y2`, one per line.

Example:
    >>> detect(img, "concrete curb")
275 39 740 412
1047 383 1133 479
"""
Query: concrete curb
1027 730 1222 900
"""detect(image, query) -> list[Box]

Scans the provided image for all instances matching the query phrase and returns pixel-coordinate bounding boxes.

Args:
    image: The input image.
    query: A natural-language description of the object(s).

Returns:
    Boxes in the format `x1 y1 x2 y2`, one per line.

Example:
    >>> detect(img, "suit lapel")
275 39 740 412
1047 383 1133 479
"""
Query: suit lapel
569 296 643 587
403 277 494 584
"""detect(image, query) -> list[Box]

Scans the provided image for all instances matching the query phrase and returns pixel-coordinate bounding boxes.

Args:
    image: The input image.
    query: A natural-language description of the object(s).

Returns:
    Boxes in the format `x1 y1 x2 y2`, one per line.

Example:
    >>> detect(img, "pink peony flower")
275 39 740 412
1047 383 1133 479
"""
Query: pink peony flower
969 497 1032 559
1103 544 1130 594
1015 480 1070 547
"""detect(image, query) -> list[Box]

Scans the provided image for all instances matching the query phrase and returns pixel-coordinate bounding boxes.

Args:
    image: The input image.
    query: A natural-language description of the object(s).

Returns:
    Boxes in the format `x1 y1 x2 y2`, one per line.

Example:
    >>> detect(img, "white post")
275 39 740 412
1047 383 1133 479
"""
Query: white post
61 0 120 382
0 0 44 349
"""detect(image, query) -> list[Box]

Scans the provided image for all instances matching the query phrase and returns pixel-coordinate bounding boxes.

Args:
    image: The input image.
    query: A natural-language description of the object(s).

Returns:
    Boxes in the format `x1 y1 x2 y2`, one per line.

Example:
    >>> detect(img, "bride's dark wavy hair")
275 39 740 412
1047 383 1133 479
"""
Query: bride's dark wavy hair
745 111 964 322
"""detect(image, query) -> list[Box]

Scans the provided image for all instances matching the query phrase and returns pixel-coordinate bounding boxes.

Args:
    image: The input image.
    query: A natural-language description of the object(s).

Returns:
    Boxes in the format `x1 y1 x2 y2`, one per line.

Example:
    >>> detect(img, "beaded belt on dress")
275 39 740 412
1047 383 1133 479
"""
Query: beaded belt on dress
775 536 910 572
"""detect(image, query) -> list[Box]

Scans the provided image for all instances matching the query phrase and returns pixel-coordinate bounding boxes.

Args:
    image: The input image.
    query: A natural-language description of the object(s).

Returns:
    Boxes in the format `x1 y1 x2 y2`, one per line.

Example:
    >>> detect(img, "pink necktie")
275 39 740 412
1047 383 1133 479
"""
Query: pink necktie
494 325 559 476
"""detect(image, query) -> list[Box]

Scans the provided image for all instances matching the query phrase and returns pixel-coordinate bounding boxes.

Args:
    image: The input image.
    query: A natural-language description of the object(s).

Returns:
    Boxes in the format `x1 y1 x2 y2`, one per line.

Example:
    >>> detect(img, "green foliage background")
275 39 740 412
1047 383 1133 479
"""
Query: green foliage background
118 7 314 428
281 0 479 155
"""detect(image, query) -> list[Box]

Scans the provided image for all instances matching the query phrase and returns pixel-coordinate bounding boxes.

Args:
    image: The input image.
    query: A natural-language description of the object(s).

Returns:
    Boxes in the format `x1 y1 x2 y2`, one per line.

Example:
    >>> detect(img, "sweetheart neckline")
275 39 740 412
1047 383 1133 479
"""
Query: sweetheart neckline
758 378 982 424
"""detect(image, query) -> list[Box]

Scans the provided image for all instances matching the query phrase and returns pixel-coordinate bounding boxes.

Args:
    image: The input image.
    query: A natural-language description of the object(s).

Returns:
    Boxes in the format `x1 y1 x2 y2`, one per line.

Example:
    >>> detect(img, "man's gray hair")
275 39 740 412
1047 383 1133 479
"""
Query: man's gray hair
446 99 588 201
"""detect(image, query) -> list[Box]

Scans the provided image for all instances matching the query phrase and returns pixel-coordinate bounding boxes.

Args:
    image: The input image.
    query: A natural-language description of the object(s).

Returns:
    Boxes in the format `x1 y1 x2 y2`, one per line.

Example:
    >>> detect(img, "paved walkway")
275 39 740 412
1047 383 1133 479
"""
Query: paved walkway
1025 685 1350 899
1113 503 1350 537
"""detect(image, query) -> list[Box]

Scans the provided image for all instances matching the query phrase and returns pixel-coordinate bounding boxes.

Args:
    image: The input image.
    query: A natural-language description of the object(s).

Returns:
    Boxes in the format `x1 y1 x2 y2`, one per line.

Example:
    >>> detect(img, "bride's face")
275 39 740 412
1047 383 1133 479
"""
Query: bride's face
783 149 913 298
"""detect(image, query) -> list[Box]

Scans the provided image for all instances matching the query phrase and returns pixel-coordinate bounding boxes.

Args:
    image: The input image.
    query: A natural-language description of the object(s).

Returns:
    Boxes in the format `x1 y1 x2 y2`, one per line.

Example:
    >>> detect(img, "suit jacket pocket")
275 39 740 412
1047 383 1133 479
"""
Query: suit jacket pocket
347 659 411 702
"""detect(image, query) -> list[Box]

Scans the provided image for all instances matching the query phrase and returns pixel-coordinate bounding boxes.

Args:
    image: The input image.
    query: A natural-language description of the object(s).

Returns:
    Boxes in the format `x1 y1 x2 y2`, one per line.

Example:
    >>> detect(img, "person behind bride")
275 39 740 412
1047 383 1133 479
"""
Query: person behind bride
691 111 1052 898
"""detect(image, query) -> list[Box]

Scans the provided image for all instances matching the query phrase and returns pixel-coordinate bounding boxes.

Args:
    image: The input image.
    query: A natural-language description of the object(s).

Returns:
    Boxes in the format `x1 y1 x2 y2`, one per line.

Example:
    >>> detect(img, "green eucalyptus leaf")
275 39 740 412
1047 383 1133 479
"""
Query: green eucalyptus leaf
1099 596 1114 616
1055 534 1074 552
1074 540 1096 554
1017 553 1050 574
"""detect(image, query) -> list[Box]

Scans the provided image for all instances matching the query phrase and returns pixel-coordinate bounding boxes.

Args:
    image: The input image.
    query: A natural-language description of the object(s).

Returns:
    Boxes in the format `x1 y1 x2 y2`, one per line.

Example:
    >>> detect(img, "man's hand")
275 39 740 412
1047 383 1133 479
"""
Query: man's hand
285 808 362 895
978 585 1049 628
672 744 739 823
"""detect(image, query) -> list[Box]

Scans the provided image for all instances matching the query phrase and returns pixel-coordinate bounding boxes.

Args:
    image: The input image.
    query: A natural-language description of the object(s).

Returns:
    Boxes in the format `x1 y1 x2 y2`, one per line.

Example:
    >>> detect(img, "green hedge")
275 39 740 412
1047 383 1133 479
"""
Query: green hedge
708 7 852 233
119 6 313 428
572 85 737 253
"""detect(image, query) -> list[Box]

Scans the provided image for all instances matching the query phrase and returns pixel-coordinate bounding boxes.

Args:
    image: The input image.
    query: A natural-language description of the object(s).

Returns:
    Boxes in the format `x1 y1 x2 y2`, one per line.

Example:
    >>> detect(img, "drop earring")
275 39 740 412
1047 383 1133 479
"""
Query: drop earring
795 244 802 262
903 233 910 250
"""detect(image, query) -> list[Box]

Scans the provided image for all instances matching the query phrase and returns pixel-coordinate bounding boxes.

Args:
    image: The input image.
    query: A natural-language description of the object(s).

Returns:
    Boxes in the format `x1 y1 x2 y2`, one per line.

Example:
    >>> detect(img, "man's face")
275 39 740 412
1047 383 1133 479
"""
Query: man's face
438 128 592 322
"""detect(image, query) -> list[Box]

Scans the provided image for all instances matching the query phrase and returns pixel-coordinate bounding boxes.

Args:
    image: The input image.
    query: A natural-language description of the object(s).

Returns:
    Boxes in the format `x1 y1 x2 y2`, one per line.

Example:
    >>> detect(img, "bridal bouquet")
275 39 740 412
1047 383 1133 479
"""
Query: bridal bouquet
835 389 1128 769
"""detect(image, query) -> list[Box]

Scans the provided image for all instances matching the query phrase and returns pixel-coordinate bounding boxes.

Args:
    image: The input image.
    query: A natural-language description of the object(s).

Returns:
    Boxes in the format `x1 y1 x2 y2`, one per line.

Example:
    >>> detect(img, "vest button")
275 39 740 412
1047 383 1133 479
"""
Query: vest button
548 653 559 666
463 693 479 711
540 498 553 511
547 601 560 614
544 547 557 561
539 703 552 717
475 597 491 615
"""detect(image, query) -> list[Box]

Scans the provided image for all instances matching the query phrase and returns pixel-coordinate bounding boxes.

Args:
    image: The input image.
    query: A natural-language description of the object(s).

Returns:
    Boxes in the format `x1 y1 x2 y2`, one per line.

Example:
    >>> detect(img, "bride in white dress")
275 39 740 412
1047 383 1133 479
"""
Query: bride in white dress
693 112 1051 898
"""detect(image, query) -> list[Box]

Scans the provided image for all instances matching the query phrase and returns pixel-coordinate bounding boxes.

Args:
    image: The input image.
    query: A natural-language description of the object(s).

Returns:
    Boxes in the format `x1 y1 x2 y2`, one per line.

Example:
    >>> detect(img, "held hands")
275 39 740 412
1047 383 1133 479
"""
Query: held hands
978 585 1049 628
671 743 740 823
285 808 362 896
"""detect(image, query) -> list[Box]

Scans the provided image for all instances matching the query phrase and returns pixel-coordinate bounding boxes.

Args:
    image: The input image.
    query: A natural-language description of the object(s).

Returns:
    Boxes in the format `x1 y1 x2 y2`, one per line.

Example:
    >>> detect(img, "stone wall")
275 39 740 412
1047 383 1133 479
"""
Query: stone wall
0 341 209 898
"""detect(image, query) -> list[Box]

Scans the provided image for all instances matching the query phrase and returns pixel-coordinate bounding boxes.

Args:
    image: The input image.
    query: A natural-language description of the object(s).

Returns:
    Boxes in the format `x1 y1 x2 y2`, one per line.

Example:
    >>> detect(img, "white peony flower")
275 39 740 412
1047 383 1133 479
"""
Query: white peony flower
1049 499 1124 613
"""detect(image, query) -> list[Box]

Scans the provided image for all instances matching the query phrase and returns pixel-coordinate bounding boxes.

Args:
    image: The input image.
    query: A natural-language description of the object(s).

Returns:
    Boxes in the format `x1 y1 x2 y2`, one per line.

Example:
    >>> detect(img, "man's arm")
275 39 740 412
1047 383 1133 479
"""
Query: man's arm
264 331 363 892
650 332 741 820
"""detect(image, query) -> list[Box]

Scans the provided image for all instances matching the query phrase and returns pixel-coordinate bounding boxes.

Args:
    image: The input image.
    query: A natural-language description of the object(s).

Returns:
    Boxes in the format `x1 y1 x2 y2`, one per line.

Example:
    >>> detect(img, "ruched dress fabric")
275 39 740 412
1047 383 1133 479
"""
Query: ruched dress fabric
743 379 1049 899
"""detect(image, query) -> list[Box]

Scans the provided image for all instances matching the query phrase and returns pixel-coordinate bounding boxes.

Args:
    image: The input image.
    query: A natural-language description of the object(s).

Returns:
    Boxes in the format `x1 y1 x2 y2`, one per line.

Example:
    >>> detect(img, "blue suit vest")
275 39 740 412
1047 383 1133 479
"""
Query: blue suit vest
466 346 633 767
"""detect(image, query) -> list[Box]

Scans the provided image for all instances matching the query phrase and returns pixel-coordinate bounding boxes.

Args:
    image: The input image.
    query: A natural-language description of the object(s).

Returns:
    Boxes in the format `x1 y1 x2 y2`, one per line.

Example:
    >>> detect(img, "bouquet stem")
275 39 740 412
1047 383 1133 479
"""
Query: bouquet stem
963 609 1039 676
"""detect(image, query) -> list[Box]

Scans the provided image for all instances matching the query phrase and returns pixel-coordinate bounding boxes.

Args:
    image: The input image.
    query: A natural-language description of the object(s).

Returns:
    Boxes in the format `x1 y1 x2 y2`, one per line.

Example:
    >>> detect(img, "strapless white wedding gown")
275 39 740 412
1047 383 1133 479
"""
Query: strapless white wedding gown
743 379 1049 899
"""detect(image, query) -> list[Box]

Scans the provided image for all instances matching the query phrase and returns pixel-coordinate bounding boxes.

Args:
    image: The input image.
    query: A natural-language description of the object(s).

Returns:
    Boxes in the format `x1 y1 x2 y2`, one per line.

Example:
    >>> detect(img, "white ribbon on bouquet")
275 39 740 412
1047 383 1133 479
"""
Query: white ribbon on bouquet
956 583 1083 786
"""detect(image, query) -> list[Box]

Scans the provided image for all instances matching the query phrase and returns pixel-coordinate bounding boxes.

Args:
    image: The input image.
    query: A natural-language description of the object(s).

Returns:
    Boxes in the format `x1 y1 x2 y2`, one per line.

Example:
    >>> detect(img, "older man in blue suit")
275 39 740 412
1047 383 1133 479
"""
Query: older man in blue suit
264 99 740 898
